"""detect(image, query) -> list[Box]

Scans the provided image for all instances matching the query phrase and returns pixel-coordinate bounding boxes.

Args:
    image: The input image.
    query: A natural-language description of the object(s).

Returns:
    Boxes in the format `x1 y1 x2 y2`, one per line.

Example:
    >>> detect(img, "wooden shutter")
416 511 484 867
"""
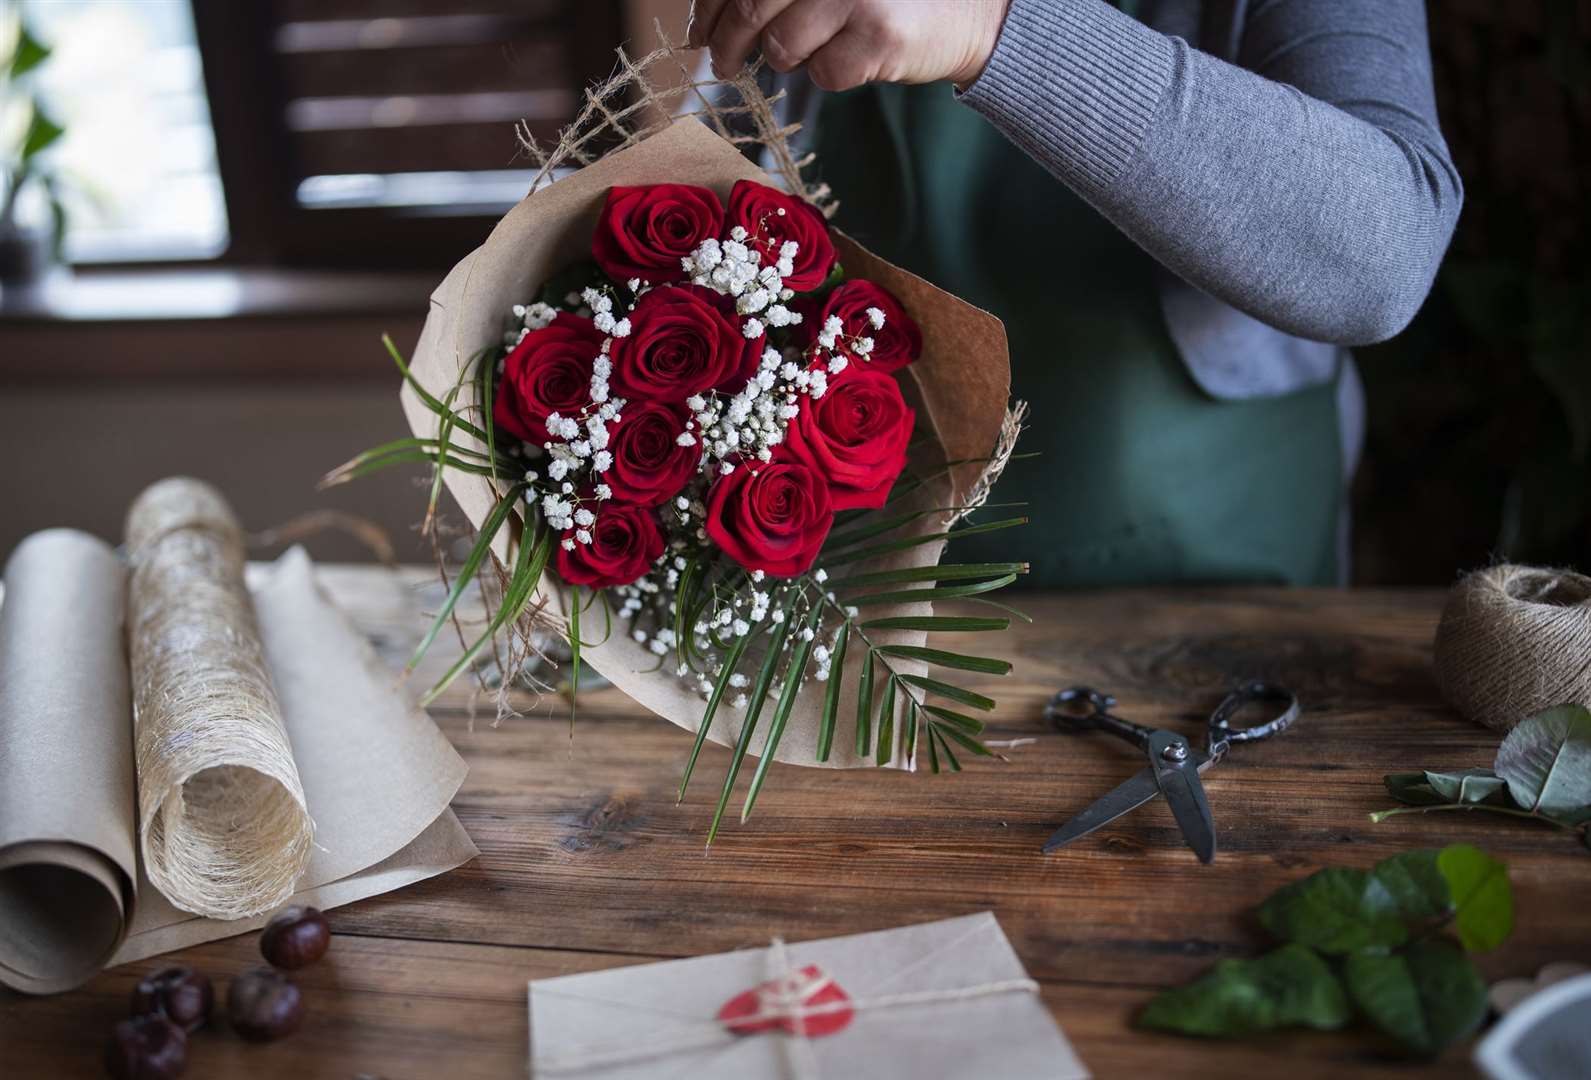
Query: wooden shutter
192 0 621 268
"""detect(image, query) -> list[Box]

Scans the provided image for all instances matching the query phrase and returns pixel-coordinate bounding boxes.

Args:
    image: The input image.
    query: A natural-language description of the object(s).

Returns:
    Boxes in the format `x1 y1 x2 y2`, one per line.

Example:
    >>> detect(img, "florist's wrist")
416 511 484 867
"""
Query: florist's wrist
950 0 1015 90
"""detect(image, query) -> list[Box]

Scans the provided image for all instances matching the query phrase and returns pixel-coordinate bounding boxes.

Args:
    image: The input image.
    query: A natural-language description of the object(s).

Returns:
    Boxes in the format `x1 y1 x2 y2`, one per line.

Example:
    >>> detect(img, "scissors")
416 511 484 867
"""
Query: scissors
1041 681 1301 862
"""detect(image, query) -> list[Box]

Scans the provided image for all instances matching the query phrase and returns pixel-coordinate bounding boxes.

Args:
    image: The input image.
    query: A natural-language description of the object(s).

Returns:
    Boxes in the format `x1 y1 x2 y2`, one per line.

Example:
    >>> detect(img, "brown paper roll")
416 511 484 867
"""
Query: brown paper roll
0 528 137 994
125 478 312 919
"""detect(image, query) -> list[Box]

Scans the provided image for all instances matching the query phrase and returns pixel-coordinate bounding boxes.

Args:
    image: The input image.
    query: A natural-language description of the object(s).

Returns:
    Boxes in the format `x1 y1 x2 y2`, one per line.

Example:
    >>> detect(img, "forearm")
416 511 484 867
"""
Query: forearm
960 0 1464 345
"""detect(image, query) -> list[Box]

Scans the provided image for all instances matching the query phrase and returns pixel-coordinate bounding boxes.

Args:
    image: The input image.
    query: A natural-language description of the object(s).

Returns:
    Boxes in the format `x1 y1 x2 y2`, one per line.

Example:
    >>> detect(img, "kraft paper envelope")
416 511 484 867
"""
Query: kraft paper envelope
0 534 477 992
528 912 1090 1079
401 116 1013 770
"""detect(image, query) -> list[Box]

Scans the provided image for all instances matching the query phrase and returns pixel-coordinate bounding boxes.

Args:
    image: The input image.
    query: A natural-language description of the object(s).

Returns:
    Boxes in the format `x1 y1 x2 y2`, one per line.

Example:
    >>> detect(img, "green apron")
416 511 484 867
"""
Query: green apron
814 83 1343 587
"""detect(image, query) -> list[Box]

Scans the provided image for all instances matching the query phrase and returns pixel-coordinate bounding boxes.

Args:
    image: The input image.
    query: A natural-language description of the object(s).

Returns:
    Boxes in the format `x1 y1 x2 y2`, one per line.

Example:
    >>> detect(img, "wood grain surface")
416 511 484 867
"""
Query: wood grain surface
4 567 1587 1079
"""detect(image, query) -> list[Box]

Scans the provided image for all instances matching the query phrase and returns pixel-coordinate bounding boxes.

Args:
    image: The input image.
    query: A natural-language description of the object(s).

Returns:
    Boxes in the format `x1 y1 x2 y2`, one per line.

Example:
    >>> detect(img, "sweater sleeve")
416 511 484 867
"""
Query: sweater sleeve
958 0 1464 346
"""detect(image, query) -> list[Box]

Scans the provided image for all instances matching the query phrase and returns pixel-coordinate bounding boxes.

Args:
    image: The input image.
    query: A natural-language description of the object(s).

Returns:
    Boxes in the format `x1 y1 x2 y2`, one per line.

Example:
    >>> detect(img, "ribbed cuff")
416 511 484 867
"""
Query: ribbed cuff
959 0 1176 192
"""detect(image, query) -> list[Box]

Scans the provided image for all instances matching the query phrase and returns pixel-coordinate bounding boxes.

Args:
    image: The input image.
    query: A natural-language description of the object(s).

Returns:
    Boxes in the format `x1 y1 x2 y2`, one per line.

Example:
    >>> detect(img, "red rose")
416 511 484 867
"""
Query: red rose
690 286 766 394
726 180 836 292
705 456 834 577
609 285 744 402
555 502 665 589
603 400 701 506
494 314 604 446
592 184 724 286
785 368 915 510
818 280 921 373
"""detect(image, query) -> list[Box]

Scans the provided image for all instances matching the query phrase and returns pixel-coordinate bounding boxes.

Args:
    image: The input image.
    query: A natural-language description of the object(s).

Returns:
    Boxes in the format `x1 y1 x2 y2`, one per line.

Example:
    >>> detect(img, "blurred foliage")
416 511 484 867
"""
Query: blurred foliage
1 14 69 256
1353 0 1591 583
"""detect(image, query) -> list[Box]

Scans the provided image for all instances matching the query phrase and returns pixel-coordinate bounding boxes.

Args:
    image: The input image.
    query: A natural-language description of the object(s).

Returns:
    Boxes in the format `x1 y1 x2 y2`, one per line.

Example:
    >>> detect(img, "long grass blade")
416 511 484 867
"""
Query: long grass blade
934 727 963 772
921 705 985 734
927 721 942 773
902 696 919 762
816 621 848 762
934 722 994 757
846 574 1019 607
875 645 1011 675
408 484 524 670
876 677 897 765
707 598 795 845
897 673 997 711
384 334 490 443
419 522 549 705
856 648 875 757
834 563 1027 590
742 606 824 821
678 624 755 802
861 615 1009 633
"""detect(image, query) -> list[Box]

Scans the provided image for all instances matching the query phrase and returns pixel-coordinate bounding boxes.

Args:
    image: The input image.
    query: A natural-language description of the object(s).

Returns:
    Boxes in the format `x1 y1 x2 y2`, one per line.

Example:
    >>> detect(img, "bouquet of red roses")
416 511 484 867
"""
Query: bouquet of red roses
329 118 1023 840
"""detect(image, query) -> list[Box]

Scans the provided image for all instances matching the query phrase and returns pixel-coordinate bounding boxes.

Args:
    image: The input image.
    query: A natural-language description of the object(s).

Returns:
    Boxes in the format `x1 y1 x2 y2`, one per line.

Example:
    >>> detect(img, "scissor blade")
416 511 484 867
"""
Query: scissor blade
1042 767 1162 853
1148 731 1218 863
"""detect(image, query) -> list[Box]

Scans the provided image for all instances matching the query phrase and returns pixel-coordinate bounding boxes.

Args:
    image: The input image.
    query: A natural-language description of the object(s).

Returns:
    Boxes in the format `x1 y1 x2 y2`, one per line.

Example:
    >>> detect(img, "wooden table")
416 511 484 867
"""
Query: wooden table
5 568 1588 1078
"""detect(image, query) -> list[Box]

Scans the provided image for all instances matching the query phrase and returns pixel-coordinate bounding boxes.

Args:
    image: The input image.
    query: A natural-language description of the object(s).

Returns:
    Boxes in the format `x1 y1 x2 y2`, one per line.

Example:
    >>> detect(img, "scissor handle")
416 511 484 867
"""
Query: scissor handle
1206 680 1300 758
1045 686 1157 749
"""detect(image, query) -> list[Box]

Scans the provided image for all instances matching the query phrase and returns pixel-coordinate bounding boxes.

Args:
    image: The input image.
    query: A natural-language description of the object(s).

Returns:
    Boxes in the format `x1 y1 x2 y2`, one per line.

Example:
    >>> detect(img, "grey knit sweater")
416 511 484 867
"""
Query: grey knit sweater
964 0 1461 344
957 0 1462 401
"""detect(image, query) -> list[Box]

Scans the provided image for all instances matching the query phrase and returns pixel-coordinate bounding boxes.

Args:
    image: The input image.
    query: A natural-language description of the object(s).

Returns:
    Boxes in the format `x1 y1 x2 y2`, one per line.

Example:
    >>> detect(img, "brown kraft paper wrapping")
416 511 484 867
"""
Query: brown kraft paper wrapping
401 117 1012 769
0 520 477 993
0 529 137 994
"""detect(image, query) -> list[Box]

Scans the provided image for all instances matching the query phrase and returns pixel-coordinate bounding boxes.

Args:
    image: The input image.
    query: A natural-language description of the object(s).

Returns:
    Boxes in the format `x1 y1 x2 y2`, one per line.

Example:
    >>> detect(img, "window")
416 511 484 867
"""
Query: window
15 0 228 262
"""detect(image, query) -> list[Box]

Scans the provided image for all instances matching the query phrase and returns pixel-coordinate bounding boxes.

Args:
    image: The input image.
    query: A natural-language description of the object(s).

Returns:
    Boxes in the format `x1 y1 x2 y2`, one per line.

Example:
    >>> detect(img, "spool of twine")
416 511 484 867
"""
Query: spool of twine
1434 564 1591 732
125 478 312 919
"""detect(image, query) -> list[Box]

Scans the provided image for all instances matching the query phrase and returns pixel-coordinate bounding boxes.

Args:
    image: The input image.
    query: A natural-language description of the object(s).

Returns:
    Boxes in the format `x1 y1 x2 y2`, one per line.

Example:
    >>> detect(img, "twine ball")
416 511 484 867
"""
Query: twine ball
1434 564 1591 731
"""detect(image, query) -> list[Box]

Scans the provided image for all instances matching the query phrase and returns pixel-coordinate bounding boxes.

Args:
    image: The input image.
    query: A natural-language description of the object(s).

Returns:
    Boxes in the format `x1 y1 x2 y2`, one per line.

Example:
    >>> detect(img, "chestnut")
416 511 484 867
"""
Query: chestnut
260 905 330 970
105 1014 187 1079
227 966 303 1042
130 966 214 1032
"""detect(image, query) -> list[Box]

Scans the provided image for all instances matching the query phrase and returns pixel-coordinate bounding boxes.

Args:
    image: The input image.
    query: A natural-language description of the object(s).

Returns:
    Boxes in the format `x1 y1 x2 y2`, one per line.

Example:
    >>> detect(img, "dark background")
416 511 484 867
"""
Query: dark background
0 0 1586 583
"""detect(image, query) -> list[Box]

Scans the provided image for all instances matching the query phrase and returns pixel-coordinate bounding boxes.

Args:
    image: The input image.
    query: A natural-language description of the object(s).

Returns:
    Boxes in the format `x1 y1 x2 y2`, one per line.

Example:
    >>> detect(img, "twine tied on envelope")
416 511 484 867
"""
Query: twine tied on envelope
535 918 1040 1077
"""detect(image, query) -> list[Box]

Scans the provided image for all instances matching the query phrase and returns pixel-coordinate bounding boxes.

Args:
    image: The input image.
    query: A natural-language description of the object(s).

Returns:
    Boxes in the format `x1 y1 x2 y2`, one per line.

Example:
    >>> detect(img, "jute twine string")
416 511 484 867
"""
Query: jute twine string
1434 564 1591 732
125 477 312 919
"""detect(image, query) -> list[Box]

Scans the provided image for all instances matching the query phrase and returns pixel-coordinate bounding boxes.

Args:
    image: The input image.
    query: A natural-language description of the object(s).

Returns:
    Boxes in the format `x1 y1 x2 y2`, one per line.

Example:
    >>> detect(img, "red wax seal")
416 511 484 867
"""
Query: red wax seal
717 964 854 1038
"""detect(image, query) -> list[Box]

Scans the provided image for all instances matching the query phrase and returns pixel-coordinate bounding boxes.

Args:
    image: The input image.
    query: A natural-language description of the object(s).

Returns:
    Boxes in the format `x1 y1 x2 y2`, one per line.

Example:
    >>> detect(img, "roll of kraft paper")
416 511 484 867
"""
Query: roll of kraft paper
125 478 312 919
0 530 139 994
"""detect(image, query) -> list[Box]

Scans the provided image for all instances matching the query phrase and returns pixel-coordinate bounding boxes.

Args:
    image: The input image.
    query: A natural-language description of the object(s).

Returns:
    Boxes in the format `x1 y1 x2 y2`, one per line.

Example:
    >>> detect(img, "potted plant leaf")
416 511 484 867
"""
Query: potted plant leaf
1 16 68 286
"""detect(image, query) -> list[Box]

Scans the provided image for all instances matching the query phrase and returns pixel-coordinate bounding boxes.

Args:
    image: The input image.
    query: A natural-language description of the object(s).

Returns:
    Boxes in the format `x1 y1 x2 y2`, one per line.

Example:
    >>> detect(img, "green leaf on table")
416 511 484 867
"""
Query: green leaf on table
1383 774 1453 807
1370 849 1452 926
1256 868 1406 954
1138 944 1349 1037
1384 769 1509 808
1424 768 1509 805
1343 941 1488 1058
1494 704 1591 814
1436 844 1514 952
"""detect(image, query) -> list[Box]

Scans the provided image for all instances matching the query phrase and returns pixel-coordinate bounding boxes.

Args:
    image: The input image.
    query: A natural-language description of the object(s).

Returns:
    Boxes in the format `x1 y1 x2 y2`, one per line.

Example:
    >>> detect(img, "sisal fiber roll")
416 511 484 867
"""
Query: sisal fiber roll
1434 564 1591 732
125 478 312 918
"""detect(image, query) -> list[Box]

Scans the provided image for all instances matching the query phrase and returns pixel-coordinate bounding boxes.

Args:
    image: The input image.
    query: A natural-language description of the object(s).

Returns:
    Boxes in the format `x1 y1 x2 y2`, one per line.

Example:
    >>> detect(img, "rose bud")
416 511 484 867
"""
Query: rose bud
608 286 745 402
130 966 214 1032
105 1014 187 1080
815 280 922 373
705 455 834 578
725 179 837 292
227 967 304 1042
555 502 665 590
602 401 701 507
495 313 605 447
592 183 725 286
260 906 330 970
784 367 915 510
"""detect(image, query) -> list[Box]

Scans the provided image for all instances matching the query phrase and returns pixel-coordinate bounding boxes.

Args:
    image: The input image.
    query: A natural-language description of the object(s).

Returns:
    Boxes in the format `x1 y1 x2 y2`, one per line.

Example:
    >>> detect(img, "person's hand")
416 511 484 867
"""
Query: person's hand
687 0 1012 92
